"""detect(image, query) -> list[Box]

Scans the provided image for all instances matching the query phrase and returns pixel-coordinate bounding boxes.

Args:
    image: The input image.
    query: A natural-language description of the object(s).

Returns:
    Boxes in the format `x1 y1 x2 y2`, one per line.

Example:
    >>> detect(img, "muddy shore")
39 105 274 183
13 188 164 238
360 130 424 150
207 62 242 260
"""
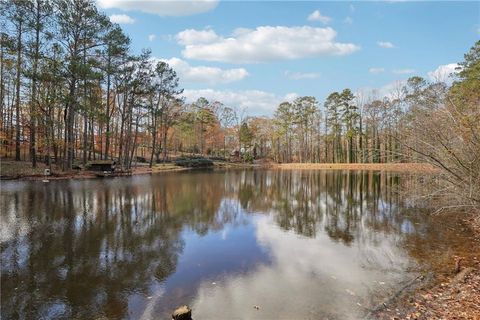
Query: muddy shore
0 160 259 181
370 215 480 320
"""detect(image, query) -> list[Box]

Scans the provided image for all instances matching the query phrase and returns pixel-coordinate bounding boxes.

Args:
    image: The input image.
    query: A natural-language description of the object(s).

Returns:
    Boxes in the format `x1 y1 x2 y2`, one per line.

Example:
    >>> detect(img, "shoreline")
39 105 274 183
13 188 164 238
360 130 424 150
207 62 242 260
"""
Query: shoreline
0 162 439 181
371 214 480 319
0 161 260 181
271 162 439 173
0 163 191 181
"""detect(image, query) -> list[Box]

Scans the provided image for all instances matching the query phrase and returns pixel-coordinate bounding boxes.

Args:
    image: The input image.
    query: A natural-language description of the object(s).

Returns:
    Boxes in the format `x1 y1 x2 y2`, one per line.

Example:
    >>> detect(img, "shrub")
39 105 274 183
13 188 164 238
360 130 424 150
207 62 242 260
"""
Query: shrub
242 153 254 163
174 157 214 168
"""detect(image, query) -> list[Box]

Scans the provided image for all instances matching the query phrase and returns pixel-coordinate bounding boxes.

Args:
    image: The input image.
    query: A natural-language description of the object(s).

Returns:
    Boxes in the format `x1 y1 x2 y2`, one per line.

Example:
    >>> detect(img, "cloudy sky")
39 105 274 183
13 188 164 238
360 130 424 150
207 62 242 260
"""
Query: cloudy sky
99 0 479 115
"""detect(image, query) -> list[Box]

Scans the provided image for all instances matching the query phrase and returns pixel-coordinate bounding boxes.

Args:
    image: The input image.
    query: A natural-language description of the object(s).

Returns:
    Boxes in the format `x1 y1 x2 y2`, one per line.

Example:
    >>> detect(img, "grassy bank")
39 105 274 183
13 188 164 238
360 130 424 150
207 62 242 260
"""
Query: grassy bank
272 162 439 173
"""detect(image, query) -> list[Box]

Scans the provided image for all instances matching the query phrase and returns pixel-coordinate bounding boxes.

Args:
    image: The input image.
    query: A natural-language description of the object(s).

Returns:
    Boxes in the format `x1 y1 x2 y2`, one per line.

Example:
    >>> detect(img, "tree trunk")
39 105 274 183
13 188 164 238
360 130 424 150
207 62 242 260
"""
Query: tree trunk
64 78 76 171
129 114 140 169
149 110 156 168
162 123 168 163
29 2 42 168
104 57 111 160
0 34 4 134
15 18 22 161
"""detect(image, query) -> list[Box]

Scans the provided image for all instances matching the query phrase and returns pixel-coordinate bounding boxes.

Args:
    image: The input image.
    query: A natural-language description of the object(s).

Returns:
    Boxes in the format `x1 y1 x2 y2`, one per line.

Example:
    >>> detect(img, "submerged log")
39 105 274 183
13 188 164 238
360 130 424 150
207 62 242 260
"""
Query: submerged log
172 305 192 320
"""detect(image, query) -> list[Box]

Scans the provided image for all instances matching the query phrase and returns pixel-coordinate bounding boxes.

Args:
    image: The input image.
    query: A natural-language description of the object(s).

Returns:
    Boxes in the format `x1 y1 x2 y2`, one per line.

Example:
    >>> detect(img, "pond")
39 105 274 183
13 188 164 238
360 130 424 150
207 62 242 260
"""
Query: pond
0 170 473 319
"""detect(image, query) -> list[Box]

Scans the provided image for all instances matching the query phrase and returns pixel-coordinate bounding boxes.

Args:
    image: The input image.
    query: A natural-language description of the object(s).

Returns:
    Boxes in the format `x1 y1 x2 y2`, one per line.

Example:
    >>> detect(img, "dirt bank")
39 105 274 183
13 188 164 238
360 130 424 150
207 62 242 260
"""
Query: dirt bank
0 160 259 181
0 161 191 181
371 215 480 320
272 163 439 173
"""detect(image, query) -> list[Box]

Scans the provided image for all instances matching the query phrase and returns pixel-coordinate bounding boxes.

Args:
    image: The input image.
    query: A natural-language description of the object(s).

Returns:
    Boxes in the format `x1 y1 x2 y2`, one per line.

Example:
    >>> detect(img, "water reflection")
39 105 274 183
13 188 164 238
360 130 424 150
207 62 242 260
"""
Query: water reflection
0 170 471 319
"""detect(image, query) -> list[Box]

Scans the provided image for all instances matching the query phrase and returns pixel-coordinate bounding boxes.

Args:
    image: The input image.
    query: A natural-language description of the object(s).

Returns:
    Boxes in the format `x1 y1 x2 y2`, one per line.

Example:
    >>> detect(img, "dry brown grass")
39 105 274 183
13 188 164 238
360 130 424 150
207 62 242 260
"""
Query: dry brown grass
271 162 439 173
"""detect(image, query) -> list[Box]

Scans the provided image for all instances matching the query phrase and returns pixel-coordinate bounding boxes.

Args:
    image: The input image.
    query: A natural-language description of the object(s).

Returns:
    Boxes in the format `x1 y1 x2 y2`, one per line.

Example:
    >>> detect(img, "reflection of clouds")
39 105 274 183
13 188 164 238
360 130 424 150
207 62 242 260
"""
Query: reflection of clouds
0 210 30 243
0 183 30 243
221 227 229 240
191 215 412 320
138 285 166 320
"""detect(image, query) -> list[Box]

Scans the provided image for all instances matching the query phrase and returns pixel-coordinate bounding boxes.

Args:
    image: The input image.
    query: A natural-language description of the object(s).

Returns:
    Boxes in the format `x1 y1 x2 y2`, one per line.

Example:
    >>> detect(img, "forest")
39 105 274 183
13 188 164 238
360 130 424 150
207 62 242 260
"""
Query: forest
1 1 479 211
1 1 480 319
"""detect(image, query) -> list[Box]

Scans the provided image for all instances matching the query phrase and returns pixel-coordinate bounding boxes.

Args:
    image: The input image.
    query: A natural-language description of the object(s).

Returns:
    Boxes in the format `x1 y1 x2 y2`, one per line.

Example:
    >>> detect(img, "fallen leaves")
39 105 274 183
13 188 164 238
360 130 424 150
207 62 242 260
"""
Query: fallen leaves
374 267 480 320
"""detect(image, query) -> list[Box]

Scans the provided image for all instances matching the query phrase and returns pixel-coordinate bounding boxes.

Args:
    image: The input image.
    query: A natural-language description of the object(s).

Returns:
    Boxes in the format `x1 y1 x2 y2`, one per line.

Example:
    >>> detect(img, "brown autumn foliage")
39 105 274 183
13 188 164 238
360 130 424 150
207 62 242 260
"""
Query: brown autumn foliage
401 41 480 217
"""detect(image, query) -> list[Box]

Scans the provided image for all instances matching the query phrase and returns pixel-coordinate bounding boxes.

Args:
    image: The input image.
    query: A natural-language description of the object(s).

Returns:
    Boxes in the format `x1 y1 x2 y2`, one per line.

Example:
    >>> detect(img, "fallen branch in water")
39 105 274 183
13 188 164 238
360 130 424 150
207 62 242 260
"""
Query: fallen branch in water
364 272 434 319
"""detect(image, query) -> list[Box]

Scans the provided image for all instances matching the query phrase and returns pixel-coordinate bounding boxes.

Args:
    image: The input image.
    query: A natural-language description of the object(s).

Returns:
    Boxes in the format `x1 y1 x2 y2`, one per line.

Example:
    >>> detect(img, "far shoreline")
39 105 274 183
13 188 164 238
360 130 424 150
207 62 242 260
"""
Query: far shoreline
0 161 439 181
269 162 439 173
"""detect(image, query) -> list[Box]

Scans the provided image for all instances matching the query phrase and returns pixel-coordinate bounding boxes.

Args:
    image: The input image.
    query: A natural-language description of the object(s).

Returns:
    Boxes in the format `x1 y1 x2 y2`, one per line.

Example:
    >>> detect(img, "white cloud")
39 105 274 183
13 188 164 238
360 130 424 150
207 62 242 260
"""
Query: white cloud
377 41 395 49
177 26 359 63
393 68 415 74
285 71 320 80
284 92 299 101
183 89 298 115
369 67 385 74
109 14 135 24
349 4 355 12
427 63 460 82
307 10 332 24
176 29 220 45
379 79 408 99
343 16 353 24
148 34 156 42
162 57 248 85
356 79 408 101
98 0 218 17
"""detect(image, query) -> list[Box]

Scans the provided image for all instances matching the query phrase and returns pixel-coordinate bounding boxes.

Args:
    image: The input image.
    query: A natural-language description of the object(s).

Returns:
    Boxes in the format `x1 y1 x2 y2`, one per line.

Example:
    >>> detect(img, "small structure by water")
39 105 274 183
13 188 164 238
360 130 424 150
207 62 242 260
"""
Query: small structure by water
87 160 116 172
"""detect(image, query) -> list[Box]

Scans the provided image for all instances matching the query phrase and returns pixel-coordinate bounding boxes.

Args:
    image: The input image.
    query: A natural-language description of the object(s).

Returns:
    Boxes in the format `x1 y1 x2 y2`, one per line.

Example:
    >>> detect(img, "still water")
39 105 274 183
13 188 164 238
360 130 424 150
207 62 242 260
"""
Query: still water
0 170 469 319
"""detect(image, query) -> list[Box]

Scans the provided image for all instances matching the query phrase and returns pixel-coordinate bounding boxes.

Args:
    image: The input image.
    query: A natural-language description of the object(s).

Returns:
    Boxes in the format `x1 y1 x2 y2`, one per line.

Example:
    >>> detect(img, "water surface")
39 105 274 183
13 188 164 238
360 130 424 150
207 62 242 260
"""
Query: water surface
0 170 470 319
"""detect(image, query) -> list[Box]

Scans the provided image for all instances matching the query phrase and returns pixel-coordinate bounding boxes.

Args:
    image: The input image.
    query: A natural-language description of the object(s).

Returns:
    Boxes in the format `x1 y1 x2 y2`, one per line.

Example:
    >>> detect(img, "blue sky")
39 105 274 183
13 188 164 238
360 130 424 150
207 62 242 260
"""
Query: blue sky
99 1 480 115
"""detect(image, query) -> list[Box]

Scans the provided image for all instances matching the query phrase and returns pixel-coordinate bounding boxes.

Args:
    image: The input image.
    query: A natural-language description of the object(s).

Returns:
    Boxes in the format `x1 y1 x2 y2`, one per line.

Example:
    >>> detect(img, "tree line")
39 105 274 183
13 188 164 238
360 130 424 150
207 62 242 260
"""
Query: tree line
1 0 478 198
1 0 264 170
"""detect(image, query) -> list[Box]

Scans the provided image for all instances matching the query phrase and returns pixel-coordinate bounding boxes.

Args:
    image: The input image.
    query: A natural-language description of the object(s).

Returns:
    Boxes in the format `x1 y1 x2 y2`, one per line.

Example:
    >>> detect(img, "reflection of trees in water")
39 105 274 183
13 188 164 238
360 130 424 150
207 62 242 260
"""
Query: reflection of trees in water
233 170 476 277
2 182 182 319
0 173 243 320
2 171 468 319
233 170 409 245
159 172 246 235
